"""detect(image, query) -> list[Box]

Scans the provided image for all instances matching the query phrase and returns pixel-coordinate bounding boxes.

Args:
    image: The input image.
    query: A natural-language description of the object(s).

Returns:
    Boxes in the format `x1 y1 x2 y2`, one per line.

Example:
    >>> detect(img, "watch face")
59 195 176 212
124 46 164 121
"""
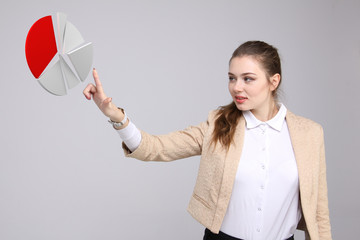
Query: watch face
114 122 122 127
108 120 122 128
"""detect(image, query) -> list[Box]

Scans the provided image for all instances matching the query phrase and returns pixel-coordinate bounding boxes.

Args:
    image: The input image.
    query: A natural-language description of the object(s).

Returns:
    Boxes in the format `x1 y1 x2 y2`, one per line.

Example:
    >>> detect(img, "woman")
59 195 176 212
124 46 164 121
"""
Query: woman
83 41 332 240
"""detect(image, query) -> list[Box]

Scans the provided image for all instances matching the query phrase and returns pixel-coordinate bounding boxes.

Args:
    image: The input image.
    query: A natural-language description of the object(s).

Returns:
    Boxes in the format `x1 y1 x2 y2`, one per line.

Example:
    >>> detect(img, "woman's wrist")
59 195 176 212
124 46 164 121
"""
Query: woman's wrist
109 107 126 123
109 107 130 130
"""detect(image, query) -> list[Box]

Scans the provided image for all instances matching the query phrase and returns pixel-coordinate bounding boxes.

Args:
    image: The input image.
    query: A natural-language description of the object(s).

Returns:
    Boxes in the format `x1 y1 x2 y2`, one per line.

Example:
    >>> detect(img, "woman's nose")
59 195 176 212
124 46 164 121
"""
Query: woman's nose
234 80 244 92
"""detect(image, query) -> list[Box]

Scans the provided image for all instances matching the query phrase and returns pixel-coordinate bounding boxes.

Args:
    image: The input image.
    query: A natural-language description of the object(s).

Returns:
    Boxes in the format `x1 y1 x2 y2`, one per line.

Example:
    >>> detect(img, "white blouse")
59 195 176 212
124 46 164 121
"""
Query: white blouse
220 104 301 240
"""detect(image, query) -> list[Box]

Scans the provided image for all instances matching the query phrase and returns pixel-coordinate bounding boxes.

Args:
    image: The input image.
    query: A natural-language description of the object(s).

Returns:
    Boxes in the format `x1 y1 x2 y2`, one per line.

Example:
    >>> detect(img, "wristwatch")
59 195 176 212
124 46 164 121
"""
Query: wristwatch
108 108 128 128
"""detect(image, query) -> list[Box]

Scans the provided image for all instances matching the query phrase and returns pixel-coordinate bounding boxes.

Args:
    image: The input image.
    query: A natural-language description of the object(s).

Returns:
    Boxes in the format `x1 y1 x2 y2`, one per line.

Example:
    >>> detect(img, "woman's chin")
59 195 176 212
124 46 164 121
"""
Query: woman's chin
234 102 250 111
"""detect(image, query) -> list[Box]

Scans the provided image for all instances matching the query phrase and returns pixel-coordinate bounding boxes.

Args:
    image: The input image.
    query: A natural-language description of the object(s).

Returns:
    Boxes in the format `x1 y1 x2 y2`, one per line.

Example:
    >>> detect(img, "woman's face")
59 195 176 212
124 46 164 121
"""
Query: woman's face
228 56 278 119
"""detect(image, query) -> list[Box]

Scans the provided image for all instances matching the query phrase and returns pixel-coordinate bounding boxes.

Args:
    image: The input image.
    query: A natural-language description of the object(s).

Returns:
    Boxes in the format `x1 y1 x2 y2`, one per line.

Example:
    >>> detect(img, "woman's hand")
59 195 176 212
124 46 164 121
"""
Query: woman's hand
83 69 124 122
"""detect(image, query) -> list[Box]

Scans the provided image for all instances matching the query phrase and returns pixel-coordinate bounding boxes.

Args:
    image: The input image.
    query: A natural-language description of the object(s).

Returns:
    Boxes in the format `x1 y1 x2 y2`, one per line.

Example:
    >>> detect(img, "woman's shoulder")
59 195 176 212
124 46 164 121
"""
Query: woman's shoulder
207 109 221 120
286 110 324 133
206 108 232 124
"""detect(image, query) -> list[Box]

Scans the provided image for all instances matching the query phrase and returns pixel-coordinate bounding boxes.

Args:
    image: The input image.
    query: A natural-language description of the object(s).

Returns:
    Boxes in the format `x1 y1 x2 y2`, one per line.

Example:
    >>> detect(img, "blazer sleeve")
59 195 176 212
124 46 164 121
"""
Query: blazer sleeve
317 126 332 239
121 117 210 162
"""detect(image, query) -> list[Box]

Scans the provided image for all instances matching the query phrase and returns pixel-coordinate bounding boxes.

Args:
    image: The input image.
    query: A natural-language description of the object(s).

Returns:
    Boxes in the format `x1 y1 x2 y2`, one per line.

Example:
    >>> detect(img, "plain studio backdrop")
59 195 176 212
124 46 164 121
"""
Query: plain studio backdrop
0 0 359 239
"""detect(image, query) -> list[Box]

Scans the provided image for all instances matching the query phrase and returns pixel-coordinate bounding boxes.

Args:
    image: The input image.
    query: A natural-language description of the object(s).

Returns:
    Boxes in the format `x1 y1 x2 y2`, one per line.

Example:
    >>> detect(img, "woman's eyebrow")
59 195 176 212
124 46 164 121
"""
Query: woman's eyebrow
228 72 257 76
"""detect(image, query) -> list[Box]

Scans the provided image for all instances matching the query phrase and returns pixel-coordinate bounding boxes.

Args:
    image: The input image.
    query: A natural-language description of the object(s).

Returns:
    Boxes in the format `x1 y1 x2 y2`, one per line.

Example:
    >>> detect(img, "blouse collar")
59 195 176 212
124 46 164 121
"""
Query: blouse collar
242 103 287 132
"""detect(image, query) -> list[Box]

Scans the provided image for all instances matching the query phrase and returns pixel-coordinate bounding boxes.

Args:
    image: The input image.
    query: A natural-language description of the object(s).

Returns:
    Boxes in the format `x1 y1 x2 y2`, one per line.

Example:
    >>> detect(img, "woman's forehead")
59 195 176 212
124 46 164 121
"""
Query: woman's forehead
229 56 264 75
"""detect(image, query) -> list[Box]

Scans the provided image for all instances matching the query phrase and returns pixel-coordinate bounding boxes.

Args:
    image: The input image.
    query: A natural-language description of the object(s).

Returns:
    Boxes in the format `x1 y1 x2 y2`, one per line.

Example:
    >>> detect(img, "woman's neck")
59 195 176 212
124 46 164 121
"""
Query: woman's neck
251 100 279 122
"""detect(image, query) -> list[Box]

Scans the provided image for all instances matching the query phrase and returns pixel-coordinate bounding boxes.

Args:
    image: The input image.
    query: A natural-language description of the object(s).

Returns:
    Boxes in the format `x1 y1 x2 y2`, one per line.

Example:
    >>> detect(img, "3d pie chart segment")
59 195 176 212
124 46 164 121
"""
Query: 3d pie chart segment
67 42 93 82
59 55 80 89
63 21 84 54
25 15 58 79
38 60 67 96
56 12 67 52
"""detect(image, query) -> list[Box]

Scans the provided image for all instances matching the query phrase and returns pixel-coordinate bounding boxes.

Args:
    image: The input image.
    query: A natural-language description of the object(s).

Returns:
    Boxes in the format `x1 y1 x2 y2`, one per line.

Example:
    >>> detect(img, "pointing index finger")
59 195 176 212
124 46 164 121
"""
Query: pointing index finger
93 68 103 89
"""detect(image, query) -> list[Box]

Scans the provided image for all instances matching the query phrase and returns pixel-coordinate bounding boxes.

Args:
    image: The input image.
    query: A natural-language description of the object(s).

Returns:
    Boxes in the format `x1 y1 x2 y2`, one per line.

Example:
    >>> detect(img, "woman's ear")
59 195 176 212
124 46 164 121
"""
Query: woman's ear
270 73 281 91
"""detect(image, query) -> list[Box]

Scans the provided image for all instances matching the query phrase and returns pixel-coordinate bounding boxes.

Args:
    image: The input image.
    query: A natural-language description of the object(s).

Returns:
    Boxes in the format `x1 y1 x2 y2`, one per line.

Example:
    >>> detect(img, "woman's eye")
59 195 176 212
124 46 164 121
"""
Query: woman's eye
229 76 236 81
244 77 253 82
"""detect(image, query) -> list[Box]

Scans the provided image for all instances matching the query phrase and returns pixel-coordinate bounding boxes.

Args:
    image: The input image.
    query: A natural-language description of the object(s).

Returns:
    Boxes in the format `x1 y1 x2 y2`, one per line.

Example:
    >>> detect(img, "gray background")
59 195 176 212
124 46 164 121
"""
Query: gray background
0 0 359 239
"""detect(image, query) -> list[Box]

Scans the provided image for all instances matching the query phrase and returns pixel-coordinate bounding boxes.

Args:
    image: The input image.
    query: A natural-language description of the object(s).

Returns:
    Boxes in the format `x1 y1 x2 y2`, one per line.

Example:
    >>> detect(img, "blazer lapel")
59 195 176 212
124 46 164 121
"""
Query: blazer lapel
214 115 246 226
222 116 246 193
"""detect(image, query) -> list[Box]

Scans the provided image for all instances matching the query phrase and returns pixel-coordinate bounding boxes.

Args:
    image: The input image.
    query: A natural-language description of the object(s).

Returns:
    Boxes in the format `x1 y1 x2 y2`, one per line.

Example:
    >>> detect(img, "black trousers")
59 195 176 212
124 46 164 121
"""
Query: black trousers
203 228 294 240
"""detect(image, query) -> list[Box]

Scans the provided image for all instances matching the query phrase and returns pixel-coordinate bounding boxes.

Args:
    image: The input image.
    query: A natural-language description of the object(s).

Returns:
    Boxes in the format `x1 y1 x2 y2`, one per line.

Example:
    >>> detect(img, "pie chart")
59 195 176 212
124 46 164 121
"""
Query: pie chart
25 12 93 96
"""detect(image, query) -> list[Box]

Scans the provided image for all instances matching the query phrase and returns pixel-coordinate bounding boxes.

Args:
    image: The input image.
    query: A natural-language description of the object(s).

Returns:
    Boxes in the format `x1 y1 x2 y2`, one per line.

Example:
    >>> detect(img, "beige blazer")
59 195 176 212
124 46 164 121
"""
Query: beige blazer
123 110 332 240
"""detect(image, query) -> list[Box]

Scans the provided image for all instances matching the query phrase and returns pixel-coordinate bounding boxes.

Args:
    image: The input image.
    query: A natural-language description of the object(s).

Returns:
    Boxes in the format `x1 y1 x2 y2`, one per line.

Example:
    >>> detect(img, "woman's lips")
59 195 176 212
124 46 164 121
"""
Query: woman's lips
235 96 247 103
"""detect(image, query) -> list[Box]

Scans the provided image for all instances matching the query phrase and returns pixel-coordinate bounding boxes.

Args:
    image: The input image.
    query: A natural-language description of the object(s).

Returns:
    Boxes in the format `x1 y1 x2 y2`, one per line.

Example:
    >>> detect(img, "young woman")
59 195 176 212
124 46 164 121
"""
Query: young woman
83 41 332 240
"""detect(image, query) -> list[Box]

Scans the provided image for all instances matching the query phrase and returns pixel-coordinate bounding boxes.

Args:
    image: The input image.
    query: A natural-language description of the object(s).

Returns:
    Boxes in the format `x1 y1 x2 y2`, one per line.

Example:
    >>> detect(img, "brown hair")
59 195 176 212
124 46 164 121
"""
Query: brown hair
211 41 282 149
